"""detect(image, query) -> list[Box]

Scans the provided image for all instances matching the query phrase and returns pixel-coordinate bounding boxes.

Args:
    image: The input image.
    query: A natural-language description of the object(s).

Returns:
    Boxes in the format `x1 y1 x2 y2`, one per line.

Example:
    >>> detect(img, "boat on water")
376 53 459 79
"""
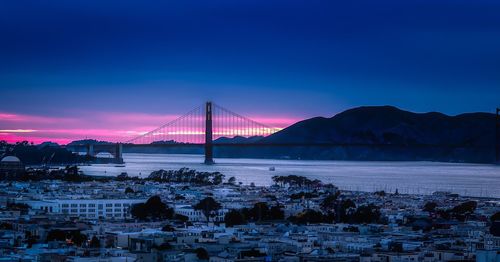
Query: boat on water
269 167 275 171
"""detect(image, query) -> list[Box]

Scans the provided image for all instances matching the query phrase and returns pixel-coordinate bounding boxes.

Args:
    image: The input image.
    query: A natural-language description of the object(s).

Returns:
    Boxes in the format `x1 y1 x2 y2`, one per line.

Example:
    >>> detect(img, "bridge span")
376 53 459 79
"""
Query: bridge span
67 103 500 165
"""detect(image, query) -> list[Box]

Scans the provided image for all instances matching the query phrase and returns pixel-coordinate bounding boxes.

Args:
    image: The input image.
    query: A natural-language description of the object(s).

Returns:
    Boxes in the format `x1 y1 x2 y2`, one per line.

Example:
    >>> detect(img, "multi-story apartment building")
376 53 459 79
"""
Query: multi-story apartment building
22 198 148 219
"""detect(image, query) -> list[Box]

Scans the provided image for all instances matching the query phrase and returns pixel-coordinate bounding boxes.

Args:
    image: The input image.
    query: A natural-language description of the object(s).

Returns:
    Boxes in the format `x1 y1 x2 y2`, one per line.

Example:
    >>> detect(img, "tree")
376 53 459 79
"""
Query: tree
225 210 247 227
491 221 500 236
161 225 175 232
290 191 319 200
174 214 189 222
196 247 209 260
389 242 403 253
228 177 236 185
70 231 87 246
46 229 66 242
193 197 221 222
451 201 477 214
90 236 101 248
350 204 381 224
491 212 500 222
320 192 341 213
174 194 185 200
338 199 356 222
0 223 13 230
288 210 331 224
125 187 134 194
423 201 437 212
252 202 269 221
131 196 174 220
449 201 477 221
47 230 87 247
155 242 172 251
490 212 500 236
25 231 38 248
243 202 284 221
212 172 224 185
147 168 224 185
269 205 285 220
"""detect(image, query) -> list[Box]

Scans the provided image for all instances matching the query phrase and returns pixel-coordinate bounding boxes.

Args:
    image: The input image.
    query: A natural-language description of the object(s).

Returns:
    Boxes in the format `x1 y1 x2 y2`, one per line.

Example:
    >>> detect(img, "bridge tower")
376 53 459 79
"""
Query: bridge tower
496 108 499 164
204 102 214 164
115 143 124 164
86 144 94 157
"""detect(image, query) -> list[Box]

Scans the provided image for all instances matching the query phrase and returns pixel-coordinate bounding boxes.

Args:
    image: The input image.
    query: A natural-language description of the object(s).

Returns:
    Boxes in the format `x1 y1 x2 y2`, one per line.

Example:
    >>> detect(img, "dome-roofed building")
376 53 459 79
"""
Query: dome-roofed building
1 156 21 163
0 155 25 175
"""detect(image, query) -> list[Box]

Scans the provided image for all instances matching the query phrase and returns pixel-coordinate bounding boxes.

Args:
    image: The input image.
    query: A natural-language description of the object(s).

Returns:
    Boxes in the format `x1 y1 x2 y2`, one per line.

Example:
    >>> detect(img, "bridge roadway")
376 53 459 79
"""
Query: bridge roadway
66 143 493 150
123 143 492 148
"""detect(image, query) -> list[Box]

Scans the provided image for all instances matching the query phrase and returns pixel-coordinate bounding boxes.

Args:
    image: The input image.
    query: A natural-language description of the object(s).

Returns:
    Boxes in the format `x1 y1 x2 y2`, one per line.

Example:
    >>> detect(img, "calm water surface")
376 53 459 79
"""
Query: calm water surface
79 153 500 198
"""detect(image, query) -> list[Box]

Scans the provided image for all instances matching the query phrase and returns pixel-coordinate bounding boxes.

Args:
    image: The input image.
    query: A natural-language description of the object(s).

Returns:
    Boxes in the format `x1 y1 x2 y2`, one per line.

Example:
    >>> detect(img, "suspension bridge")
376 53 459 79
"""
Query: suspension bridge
75 102 283 164
126 102 282 164
69 103 500 165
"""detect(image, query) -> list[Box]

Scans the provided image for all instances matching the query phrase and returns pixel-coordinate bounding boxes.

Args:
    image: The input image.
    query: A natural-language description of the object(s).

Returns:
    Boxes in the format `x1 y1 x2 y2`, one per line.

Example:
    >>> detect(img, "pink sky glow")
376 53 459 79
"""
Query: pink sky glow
0 111 299 145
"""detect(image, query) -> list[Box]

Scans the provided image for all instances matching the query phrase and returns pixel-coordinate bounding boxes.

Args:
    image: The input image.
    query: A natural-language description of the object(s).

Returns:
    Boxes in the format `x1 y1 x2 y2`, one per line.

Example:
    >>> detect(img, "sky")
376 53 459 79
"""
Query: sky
1 0 499 144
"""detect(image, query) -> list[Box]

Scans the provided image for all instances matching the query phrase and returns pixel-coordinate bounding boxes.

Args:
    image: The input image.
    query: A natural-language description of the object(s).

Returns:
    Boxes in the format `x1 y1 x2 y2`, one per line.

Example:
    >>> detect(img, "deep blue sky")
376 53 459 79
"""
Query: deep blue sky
1 1 500 140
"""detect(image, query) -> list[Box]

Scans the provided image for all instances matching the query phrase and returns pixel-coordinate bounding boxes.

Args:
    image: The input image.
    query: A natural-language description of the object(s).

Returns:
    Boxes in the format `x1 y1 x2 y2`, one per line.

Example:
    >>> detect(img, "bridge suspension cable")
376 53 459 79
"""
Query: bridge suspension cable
125 102 281 144
212 103 280 139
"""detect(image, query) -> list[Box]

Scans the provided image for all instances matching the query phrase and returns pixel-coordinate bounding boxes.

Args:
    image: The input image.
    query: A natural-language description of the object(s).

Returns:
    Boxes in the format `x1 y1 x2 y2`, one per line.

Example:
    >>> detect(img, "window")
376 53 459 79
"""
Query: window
62 204 69 208
98 204 103 209
80 209 86 212
89 204 95 207
114 203 122 207
80 204 86 207
106 203 113 207
106 209 112 212
62 209 69 213
123 203 130 207
71 209 78 213
115 208 121 212
71 204 78 207
88 209 95 212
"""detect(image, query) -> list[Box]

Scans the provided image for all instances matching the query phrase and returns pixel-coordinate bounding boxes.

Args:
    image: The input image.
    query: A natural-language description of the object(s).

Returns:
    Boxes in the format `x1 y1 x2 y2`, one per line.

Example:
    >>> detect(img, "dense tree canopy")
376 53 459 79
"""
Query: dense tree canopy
224 210 247 227
272 175 321 188
1 141 85 165
290 191 319 200
90 236 100 248
447 201 477 221
242 202 284 222
148 168 225 185
131 196 174 220
196 247 209 260
193 197 222 222
490 212 500 236
350 204 381 224
288 210 335 224
320 192 341 213
491 212 500 222
423 201 438 212
46 230 87 247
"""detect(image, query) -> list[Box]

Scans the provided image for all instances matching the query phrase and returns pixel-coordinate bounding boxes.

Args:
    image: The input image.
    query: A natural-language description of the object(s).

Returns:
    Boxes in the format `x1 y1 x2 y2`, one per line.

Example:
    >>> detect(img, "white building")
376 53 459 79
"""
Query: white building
22 198 147 219
174 204 228 222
